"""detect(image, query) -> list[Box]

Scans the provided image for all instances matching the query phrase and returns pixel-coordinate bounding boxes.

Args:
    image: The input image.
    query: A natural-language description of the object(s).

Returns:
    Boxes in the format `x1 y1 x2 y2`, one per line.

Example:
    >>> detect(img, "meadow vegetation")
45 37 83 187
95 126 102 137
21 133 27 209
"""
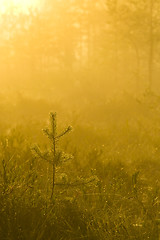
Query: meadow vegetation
0 92 160 240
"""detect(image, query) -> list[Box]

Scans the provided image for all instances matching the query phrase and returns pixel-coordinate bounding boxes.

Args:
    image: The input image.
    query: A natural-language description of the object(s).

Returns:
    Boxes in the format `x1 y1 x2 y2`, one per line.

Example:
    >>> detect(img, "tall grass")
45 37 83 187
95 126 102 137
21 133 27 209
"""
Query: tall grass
0 93 160 239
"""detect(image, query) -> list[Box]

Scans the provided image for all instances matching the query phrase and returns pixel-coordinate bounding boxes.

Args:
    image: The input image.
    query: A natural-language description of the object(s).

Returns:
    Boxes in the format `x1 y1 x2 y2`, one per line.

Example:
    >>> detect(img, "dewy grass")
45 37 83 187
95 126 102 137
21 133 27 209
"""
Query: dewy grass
0 97 160 239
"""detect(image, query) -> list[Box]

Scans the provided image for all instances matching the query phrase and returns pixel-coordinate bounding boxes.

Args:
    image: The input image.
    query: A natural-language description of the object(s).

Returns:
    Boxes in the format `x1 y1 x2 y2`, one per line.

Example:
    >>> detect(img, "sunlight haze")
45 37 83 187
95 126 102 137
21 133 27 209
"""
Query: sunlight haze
0 1 160 238
0 0 39 13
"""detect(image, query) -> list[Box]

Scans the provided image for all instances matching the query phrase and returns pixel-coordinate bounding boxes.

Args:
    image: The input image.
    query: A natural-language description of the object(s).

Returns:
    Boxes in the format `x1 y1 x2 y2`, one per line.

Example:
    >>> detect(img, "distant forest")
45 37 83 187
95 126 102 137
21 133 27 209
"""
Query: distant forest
0 0 159 98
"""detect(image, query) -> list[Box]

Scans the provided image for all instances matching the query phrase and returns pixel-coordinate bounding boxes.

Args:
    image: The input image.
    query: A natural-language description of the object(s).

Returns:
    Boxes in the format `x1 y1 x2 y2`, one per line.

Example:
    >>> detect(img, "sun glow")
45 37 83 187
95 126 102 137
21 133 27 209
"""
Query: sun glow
0 0 40 13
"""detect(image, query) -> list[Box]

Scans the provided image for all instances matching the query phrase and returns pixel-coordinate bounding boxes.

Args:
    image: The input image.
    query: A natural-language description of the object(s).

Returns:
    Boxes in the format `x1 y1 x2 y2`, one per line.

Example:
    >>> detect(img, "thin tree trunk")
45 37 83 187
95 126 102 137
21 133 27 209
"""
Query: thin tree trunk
51 138 56 199
148 0 154 91
114 0 118 85
128 36 140 93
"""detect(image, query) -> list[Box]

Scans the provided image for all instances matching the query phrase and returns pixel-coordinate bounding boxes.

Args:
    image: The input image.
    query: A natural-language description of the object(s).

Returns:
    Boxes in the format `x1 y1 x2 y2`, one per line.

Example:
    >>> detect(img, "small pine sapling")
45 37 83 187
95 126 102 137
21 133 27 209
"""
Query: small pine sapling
33 112 72 199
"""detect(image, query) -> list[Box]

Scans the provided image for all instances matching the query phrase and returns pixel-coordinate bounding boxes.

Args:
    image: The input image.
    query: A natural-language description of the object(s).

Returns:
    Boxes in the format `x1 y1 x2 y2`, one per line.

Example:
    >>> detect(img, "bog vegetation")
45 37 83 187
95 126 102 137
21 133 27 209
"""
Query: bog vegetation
0 93 160 240
0 0 160 239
